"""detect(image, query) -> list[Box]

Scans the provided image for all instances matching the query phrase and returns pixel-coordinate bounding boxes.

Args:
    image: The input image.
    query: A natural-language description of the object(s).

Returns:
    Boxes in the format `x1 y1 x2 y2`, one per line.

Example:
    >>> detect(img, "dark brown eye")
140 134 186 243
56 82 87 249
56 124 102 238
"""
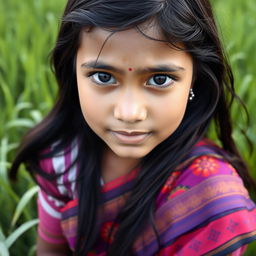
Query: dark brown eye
153 75 167 85
90 72 117 85
147 74 174 88
98 72 111 82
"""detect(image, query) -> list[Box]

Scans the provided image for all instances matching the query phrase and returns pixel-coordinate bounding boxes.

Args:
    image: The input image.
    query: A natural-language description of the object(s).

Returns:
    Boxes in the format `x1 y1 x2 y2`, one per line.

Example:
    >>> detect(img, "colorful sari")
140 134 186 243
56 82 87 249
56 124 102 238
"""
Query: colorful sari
37 139 256 255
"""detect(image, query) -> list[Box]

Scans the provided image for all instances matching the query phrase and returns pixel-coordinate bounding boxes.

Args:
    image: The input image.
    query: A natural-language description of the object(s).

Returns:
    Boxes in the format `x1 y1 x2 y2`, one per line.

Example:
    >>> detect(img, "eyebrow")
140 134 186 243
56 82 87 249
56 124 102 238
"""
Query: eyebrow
81 60 185 74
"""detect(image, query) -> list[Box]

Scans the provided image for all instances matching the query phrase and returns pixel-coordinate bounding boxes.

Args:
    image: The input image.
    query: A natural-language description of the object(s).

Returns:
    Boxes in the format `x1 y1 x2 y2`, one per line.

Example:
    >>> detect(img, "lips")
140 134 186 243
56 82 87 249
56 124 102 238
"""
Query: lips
114 130 148 136
110 130 151 144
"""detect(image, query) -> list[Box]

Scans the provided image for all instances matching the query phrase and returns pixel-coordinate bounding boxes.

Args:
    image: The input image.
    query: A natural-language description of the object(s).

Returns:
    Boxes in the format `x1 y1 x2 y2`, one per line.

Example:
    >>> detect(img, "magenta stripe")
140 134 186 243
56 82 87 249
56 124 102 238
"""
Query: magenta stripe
38 154 60 196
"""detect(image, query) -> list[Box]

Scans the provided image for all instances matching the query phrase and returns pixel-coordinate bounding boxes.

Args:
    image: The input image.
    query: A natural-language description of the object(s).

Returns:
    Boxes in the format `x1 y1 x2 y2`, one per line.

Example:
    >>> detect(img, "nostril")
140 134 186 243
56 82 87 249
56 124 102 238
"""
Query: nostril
114 107 147 123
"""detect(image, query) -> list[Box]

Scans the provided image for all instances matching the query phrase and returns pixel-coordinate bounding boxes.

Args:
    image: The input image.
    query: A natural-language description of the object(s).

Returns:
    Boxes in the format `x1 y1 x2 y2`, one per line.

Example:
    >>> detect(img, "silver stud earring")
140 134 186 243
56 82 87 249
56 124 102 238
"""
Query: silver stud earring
189 88 195 101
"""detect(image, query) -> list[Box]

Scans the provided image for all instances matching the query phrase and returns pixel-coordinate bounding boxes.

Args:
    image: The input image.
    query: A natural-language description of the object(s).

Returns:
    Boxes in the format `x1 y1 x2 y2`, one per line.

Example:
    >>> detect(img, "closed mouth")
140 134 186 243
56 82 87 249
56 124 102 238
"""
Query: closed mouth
110 130 151 144
113 130 150 136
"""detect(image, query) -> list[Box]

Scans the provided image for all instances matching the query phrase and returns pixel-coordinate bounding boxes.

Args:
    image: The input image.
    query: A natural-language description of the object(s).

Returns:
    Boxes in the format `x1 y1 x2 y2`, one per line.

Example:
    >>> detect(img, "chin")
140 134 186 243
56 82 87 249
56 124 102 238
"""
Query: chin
112 147 151 159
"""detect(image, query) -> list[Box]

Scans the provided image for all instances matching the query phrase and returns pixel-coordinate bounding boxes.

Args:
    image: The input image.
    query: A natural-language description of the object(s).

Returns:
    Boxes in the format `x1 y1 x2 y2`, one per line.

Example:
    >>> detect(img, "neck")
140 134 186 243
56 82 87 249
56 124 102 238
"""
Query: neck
101 147 140 183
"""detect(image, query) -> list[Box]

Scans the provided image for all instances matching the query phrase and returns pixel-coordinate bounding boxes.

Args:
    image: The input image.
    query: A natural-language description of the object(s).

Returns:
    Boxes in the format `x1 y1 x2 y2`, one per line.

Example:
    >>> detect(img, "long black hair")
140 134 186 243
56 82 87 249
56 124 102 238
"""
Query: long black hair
10 0 255 255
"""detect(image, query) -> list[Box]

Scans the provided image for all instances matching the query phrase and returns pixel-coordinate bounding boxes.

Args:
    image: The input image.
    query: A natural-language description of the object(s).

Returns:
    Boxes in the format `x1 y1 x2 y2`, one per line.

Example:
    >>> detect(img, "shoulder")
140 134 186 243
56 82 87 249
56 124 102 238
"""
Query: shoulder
159 155 250 215
158 139 241 203
36 138 79 200
167 153 251 214
171 153 240 197
153 139 256 255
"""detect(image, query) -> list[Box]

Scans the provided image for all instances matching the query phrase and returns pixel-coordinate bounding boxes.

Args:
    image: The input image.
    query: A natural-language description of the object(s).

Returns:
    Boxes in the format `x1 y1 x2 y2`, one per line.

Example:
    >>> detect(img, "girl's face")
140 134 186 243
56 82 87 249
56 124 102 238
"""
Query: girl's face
76 25 193 161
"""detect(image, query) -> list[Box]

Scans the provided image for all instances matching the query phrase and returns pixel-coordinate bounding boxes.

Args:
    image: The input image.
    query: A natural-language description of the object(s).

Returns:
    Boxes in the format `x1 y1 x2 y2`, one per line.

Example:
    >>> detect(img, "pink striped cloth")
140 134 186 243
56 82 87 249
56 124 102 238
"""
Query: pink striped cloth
37 139 79 244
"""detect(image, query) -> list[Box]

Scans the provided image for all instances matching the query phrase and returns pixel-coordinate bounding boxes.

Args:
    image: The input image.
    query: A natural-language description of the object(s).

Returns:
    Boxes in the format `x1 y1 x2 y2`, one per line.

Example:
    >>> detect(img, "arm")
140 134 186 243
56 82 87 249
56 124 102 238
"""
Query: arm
36 147 79 255
36 153 73 255
227 245 248 256
37 236 72 256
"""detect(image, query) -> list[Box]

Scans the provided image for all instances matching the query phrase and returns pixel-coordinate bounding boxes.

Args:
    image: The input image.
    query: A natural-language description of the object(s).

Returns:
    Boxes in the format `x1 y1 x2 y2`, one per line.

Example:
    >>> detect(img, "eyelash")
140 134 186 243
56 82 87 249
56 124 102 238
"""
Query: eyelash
87 71 178 89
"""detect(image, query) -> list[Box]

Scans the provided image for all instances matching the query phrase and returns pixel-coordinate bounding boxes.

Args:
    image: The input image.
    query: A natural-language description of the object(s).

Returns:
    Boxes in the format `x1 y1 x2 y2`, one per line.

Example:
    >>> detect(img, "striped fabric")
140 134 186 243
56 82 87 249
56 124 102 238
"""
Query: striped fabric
37 139 256 255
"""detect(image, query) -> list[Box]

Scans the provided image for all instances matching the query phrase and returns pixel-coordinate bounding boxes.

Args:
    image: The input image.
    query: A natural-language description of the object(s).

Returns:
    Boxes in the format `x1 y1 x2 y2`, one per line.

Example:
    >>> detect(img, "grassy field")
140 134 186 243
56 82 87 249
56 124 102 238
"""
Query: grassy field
0 0 255 255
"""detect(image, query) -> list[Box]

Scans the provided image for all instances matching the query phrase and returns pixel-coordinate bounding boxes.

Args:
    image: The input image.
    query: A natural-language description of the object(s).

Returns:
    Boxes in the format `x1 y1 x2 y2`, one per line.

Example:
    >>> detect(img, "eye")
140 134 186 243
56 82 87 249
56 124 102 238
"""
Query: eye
90 72 117 85
147 74 175 88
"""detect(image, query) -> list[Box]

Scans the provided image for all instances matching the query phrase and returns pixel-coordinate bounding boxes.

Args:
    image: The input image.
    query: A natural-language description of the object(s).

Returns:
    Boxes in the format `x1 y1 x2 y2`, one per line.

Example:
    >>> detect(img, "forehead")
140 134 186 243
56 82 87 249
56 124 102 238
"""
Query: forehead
77 25 192 68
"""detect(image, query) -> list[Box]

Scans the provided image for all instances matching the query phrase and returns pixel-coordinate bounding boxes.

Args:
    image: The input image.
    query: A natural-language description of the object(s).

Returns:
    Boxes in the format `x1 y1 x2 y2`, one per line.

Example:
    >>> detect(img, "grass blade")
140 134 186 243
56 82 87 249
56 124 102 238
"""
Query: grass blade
0 241 9 256
5 219 39 249
6 119 35 129
11 186 39 228
0 138 8 182
0 226 6 241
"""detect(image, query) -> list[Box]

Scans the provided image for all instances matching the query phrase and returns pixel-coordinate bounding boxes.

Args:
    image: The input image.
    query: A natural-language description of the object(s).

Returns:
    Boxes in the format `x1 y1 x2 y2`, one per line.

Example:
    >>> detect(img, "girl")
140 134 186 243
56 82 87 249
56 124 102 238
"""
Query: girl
10 0 256 255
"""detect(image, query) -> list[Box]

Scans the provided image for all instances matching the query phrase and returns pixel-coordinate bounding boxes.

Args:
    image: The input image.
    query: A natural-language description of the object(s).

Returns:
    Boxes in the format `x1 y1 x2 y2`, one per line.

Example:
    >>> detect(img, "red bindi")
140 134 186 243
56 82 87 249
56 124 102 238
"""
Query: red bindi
128 68 133 71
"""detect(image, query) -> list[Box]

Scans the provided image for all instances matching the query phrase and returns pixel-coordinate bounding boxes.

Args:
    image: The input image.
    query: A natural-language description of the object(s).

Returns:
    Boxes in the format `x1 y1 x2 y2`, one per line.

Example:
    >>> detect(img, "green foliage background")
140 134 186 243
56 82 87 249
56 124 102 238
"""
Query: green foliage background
0 0 255 254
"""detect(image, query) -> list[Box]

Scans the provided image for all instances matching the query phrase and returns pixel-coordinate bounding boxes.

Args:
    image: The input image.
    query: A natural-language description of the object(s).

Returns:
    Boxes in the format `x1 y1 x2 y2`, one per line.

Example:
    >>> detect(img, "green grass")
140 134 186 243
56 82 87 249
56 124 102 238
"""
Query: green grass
212 0 256 172
0 0 66 254
0 0 255 254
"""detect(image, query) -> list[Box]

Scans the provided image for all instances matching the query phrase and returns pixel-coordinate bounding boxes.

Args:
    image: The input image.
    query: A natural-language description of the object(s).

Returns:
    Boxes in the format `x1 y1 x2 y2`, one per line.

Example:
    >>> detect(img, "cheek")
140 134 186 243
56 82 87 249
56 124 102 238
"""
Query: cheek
160 108 185 130
77 84 104 127
156 94 188 135
77 87 91 116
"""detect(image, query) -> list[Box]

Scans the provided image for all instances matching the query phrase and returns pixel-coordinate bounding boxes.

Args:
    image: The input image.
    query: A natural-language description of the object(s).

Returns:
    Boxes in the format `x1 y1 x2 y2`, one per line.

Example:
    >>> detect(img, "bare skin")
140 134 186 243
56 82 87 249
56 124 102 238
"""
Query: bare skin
37 236 72 255
76 25 193 183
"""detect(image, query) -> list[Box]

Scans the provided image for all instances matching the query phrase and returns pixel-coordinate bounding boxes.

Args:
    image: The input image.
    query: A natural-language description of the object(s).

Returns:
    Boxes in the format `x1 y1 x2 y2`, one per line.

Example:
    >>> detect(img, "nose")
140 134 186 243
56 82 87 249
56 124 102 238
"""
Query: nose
113 88 147 123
